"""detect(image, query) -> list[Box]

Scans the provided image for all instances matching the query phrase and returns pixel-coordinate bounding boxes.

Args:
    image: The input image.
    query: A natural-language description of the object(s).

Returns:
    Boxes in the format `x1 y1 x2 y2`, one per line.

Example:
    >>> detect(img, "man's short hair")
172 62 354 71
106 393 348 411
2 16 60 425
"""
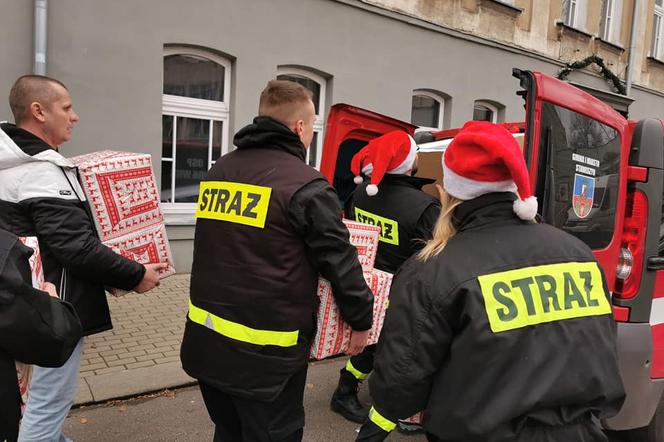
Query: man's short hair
258 80 313 126
9 75 68 125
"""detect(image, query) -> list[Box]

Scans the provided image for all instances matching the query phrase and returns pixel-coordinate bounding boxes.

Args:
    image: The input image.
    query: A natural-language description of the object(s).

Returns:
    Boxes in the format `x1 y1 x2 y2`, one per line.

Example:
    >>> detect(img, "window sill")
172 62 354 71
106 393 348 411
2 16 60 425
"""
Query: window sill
647 56 664 69
555 21 594 40
596 37 625 54
480 0 523 17
163 210 196 226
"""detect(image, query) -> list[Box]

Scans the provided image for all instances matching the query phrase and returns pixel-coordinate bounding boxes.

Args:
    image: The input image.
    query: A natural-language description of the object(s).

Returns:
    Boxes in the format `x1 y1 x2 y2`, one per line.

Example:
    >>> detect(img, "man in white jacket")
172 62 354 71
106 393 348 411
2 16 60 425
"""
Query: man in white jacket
0 75 165 442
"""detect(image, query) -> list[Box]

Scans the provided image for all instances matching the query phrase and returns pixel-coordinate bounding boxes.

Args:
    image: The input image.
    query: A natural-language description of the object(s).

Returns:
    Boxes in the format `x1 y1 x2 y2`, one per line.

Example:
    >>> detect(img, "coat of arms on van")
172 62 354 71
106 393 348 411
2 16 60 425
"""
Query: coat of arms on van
572 174 595 219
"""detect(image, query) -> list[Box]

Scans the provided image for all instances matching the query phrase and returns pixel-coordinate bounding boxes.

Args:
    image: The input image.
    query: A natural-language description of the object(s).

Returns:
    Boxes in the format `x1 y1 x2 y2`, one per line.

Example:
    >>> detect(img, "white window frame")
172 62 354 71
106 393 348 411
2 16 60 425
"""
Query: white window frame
411 90 445 132
601 0 623 43
473 100 500 123
653 1 664 60
276 67 327 170
162 47 232 224
563 0 588 30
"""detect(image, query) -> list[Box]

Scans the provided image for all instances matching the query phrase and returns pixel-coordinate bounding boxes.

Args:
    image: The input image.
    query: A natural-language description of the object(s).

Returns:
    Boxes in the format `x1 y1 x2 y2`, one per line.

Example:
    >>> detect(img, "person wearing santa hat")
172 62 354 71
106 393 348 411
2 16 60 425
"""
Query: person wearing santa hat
330 130 440 430
356 121 625 441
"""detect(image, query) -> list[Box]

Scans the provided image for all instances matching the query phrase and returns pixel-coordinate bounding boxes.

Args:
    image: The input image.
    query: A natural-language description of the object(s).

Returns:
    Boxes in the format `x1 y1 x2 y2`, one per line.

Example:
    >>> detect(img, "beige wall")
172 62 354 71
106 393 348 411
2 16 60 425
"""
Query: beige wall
364 0 664 96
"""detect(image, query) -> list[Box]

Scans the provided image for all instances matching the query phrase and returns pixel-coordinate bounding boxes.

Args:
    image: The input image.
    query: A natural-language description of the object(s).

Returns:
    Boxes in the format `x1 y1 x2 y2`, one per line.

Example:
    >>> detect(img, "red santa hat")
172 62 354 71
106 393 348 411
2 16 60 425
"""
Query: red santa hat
350 131 418 196
442 121 538 221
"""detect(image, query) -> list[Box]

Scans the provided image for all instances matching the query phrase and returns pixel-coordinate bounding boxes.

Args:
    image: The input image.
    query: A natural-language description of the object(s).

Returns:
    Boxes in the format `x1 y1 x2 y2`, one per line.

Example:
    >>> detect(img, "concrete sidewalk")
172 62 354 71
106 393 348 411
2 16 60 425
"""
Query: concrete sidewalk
75 274 195 405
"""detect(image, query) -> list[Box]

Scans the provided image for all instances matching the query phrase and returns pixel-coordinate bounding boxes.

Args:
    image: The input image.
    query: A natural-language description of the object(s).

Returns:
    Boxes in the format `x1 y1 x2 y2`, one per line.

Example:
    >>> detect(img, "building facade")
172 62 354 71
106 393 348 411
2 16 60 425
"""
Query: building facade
1 0 662 271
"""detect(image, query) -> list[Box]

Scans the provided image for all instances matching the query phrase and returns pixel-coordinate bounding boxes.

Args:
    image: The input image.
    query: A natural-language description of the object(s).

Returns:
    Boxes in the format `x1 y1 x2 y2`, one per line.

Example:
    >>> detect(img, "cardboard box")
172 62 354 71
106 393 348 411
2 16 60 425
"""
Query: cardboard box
71 150 175 294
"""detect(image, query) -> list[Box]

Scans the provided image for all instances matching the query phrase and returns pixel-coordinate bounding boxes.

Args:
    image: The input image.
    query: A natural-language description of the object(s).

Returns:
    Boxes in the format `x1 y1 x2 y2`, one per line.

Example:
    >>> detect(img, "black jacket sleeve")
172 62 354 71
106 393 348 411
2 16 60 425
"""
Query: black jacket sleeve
23 197 145 290
414 203 441 244
368 257 453 422
0 234 82 367
289 179 374 331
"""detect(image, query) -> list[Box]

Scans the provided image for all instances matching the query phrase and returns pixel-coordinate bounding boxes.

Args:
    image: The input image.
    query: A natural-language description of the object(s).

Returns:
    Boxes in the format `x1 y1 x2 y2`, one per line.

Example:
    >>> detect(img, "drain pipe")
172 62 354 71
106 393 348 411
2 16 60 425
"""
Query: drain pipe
33 0 47 75
625 0 640 95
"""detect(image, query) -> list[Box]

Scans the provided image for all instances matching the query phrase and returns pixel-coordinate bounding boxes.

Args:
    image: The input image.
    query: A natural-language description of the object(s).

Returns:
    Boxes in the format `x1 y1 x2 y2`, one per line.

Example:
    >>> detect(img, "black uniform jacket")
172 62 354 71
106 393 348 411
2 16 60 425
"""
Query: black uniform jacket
0 229 82 442
369 192 626 441
347 174 440 273
0 123 145 335
181 117 373 401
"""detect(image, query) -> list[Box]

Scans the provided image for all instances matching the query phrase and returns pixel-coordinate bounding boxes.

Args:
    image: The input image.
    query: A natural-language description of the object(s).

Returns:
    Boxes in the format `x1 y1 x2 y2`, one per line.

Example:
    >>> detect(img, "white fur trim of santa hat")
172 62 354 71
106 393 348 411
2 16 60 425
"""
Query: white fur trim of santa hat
442 162 518 200
387 136 417 175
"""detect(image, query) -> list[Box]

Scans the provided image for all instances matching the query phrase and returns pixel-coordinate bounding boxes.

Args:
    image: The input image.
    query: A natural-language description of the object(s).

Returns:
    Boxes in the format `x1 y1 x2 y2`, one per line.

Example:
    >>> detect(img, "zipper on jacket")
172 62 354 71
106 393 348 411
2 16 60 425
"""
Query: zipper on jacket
59 267 68 301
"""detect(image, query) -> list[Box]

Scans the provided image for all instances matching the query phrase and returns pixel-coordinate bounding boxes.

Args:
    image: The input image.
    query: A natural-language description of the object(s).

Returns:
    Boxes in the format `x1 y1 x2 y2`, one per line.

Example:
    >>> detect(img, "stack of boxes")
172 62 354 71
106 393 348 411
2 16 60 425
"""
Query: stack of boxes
310 220 393 360
71 151 175 294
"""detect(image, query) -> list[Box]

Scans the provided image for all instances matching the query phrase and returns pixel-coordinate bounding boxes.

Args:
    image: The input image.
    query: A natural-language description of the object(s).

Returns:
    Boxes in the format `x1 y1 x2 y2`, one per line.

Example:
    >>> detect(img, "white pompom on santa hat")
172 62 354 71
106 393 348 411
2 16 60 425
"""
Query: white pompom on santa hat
442 121 538 221
350 131 418 196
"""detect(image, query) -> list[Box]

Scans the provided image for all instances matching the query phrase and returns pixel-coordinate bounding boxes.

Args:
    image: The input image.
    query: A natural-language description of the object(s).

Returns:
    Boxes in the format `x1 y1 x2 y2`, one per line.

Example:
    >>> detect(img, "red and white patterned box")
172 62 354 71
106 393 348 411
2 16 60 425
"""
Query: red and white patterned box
402 411 424 424
367 269 393 346
71 150 163 242
71 150 175 294
310 269 393 360
343 219 380 272
16 236 44 415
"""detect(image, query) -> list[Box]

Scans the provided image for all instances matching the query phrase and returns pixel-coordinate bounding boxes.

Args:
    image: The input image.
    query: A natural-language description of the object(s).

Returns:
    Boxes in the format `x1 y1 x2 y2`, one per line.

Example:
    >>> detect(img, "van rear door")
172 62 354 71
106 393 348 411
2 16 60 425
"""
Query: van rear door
320 104 416 204
513 69 628 291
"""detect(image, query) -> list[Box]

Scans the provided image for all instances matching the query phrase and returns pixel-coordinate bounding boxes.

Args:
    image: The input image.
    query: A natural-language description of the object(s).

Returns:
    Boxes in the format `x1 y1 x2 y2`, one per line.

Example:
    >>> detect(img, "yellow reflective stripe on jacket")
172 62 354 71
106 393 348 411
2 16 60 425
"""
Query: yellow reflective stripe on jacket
369 407 396 432
478 261 611 333
188 301 298 347
345 359 369 380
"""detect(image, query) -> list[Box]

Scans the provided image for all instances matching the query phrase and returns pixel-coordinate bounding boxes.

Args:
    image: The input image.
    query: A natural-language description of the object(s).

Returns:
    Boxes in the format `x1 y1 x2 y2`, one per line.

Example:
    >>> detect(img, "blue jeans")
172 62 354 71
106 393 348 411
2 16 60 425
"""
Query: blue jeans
18 339 84 442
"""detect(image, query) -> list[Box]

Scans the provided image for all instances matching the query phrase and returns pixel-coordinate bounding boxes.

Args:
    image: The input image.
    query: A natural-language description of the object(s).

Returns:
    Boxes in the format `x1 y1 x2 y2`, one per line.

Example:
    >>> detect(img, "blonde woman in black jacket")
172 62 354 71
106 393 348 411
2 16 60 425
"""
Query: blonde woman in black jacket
357 121 625 442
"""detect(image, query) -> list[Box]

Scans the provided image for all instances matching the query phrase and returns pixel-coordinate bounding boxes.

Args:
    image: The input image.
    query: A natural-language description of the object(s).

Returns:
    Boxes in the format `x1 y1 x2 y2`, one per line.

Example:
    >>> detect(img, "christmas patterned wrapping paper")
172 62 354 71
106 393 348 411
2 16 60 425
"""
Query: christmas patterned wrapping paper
402 411 424 424
310 268 393 360
342 219 380 272
16 236 44 415
366 269 393 346
71 151 175 295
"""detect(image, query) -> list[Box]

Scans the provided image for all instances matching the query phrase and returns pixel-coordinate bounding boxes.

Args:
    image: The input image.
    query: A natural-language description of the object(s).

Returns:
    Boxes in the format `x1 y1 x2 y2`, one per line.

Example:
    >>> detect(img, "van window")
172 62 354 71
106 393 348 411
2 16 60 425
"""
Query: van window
538 102 621 249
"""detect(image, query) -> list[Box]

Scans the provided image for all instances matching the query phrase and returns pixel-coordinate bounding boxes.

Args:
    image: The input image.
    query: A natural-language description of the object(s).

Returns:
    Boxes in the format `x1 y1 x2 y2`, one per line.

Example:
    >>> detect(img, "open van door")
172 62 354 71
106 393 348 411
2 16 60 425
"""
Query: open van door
514 68 664 435
320 104 416 205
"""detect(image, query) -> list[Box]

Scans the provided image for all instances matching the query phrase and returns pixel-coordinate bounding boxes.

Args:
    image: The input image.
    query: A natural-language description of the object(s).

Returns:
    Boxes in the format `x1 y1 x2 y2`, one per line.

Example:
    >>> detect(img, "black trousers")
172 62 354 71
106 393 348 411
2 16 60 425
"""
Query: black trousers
348 344 376 377
199 366 308 442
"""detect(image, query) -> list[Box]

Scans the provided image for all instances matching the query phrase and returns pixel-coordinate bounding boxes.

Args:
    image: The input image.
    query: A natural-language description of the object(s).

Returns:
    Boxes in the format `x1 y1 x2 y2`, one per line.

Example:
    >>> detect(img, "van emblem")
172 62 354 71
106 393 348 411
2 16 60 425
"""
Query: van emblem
572 174 595 219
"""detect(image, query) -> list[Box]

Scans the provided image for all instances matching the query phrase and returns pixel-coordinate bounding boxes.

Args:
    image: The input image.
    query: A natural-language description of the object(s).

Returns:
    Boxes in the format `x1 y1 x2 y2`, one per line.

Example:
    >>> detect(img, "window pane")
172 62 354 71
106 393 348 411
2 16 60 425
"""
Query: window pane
538 102 620 249
473 105 493 122
411 95 440 128
162 115 174 158
308 132 319 168
175 117 210 203
161 160 172 203
164 54 225 101
212 121 223 160
277 74 321 114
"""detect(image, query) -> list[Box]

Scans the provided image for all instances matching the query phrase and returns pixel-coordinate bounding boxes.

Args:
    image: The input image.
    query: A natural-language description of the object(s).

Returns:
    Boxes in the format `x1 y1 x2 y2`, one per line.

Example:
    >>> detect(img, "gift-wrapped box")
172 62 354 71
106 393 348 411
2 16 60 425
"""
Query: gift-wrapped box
71 151 175 294
16 236 44 415
343 219 380 272
310 268 393 360
366 269 393 346
402 411 424 424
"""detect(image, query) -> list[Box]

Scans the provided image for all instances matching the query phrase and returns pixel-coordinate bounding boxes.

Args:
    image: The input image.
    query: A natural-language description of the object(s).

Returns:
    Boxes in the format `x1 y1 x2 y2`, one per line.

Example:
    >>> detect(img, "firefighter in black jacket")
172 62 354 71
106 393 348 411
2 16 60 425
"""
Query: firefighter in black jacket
330 131 440 427
180 80 374 442
357 121 625 441
0 229 82 442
